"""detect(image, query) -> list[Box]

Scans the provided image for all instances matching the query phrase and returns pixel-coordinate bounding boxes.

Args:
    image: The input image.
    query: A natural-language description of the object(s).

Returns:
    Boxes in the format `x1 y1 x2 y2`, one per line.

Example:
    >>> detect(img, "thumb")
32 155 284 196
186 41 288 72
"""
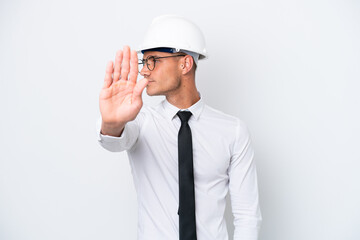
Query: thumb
132 78 149 101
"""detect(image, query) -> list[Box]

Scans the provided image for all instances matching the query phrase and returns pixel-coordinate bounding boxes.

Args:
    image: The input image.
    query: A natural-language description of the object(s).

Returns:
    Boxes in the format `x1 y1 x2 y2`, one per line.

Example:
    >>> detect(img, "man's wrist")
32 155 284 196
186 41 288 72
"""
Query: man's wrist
101 121 126 137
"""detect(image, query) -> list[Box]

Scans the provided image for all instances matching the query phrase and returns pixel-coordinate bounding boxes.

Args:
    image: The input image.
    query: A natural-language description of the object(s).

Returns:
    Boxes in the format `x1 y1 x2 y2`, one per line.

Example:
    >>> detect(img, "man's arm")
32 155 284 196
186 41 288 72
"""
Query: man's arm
228 119 262 240
97 46 148 152
96 116 140 152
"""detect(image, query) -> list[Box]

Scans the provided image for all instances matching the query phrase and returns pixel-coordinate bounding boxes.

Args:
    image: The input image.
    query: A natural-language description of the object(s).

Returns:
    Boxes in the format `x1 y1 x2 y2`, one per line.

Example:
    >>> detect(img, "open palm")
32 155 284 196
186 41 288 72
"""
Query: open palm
100 46 148 126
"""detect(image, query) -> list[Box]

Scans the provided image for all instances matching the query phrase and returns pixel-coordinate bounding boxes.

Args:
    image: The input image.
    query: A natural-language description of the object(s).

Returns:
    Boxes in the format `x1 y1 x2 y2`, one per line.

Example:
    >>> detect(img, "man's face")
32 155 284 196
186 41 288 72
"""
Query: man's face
139 51 184 96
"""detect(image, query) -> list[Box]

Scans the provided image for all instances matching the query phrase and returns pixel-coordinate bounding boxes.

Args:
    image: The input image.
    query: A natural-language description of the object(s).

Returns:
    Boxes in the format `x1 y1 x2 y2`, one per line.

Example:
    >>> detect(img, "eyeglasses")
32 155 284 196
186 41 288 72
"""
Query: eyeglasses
138 54 186 72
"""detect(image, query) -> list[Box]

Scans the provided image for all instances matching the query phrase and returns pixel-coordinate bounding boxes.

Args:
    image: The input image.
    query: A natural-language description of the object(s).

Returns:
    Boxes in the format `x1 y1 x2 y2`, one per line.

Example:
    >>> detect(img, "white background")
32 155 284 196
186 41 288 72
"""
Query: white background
1 0 359 239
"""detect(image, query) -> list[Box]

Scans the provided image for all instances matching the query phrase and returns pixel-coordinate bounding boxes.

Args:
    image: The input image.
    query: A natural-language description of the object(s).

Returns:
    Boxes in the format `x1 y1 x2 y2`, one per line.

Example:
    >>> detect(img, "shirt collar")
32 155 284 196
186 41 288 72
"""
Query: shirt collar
161 93 205 121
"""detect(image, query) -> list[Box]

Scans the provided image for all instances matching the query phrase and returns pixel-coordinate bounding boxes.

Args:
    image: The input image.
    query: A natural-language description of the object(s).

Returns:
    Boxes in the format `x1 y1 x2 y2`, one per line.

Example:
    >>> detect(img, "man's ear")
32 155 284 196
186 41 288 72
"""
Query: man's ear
180 55 194 74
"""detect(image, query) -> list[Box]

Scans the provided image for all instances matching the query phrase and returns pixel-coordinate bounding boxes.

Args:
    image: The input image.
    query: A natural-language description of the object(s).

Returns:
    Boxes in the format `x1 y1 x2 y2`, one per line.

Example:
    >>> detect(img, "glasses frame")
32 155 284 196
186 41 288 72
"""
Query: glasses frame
138 54 186 72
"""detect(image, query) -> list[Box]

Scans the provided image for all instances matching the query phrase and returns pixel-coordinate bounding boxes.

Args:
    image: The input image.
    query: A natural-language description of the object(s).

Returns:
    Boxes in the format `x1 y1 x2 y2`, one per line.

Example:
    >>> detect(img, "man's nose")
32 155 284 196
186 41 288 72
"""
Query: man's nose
139 64 150 77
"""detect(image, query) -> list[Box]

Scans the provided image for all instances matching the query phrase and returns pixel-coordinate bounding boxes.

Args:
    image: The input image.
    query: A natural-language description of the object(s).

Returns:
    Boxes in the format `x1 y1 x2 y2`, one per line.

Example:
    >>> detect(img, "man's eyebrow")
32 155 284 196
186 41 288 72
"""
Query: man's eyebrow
144 55 159 58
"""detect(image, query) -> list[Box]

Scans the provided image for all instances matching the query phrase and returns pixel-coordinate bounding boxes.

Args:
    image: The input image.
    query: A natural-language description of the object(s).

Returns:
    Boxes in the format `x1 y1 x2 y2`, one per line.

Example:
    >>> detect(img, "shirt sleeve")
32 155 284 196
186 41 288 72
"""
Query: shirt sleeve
96 116 140 152
228 119 262 240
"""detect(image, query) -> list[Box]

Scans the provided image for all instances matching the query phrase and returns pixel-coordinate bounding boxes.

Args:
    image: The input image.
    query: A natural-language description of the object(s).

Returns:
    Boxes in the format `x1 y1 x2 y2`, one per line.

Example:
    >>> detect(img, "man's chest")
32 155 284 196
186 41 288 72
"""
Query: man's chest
132 117 233 181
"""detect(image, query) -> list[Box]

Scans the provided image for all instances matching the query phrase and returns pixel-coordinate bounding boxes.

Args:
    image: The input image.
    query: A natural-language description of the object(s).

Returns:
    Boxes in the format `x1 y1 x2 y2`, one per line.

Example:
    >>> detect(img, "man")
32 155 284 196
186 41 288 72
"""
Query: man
97 15 261 240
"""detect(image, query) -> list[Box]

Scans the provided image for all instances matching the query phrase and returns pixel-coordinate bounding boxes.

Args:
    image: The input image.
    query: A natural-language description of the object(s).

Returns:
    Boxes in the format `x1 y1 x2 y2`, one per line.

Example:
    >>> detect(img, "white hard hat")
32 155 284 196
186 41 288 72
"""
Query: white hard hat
137 15 208 60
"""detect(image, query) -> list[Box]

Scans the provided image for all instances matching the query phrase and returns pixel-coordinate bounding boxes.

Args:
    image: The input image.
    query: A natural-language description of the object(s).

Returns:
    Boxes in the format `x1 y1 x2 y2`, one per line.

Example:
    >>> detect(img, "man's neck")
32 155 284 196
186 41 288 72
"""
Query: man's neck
166 89 200 109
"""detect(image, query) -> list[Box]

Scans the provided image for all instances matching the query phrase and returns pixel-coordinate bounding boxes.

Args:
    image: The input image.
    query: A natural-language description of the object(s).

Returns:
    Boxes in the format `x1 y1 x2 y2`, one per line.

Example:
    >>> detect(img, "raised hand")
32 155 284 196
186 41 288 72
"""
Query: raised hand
99 46 148 136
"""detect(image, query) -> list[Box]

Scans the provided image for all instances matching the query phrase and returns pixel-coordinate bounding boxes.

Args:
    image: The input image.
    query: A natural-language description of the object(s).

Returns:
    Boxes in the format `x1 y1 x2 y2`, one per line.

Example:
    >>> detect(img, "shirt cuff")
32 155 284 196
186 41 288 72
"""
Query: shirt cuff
98 129 126 143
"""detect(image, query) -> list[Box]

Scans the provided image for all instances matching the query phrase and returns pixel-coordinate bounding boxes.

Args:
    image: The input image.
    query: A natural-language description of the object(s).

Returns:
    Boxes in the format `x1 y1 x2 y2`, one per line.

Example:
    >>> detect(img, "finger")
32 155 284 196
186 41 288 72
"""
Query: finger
128 50 139 83
120 45 130 80
103 61 114 89
113 50 123 82
132 78 149 101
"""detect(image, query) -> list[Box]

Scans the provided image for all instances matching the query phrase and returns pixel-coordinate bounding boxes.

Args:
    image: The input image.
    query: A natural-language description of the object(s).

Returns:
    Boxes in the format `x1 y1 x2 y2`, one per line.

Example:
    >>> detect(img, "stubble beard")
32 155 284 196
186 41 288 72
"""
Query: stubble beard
146 76 182 97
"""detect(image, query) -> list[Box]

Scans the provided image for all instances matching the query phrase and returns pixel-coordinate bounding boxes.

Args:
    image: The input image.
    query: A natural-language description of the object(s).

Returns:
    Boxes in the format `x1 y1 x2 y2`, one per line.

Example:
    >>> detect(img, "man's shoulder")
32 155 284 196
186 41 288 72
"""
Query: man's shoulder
202 104 239 123
135 101 165 122
202 104 249 132
139 101 163 114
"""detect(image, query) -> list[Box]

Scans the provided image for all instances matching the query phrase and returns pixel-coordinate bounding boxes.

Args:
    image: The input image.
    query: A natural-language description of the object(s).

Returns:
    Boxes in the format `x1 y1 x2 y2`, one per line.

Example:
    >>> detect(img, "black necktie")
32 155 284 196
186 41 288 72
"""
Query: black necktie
177 111 197 240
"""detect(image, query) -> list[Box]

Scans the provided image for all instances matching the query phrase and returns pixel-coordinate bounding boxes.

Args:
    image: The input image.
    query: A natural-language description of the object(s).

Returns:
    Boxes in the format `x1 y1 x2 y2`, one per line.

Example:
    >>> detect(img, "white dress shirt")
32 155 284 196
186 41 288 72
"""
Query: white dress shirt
97 97 262 240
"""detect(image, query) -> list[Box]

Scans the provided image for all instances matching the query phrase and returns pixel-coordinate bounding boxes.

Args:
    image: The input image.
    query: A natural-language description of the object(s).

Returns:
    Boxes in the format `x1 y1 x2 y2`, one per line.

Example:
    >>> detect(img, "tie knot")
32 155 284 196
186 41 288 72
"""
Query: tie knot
177 111 192 123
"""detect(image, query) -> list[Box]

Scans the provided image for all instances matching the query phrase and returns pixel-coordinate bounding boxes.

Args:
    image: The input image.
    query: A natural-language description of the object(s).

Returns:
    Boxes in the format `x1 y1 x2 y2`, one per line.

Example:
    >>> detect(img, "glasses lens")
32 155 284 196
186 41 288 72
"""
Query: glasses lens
147 56 155 71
